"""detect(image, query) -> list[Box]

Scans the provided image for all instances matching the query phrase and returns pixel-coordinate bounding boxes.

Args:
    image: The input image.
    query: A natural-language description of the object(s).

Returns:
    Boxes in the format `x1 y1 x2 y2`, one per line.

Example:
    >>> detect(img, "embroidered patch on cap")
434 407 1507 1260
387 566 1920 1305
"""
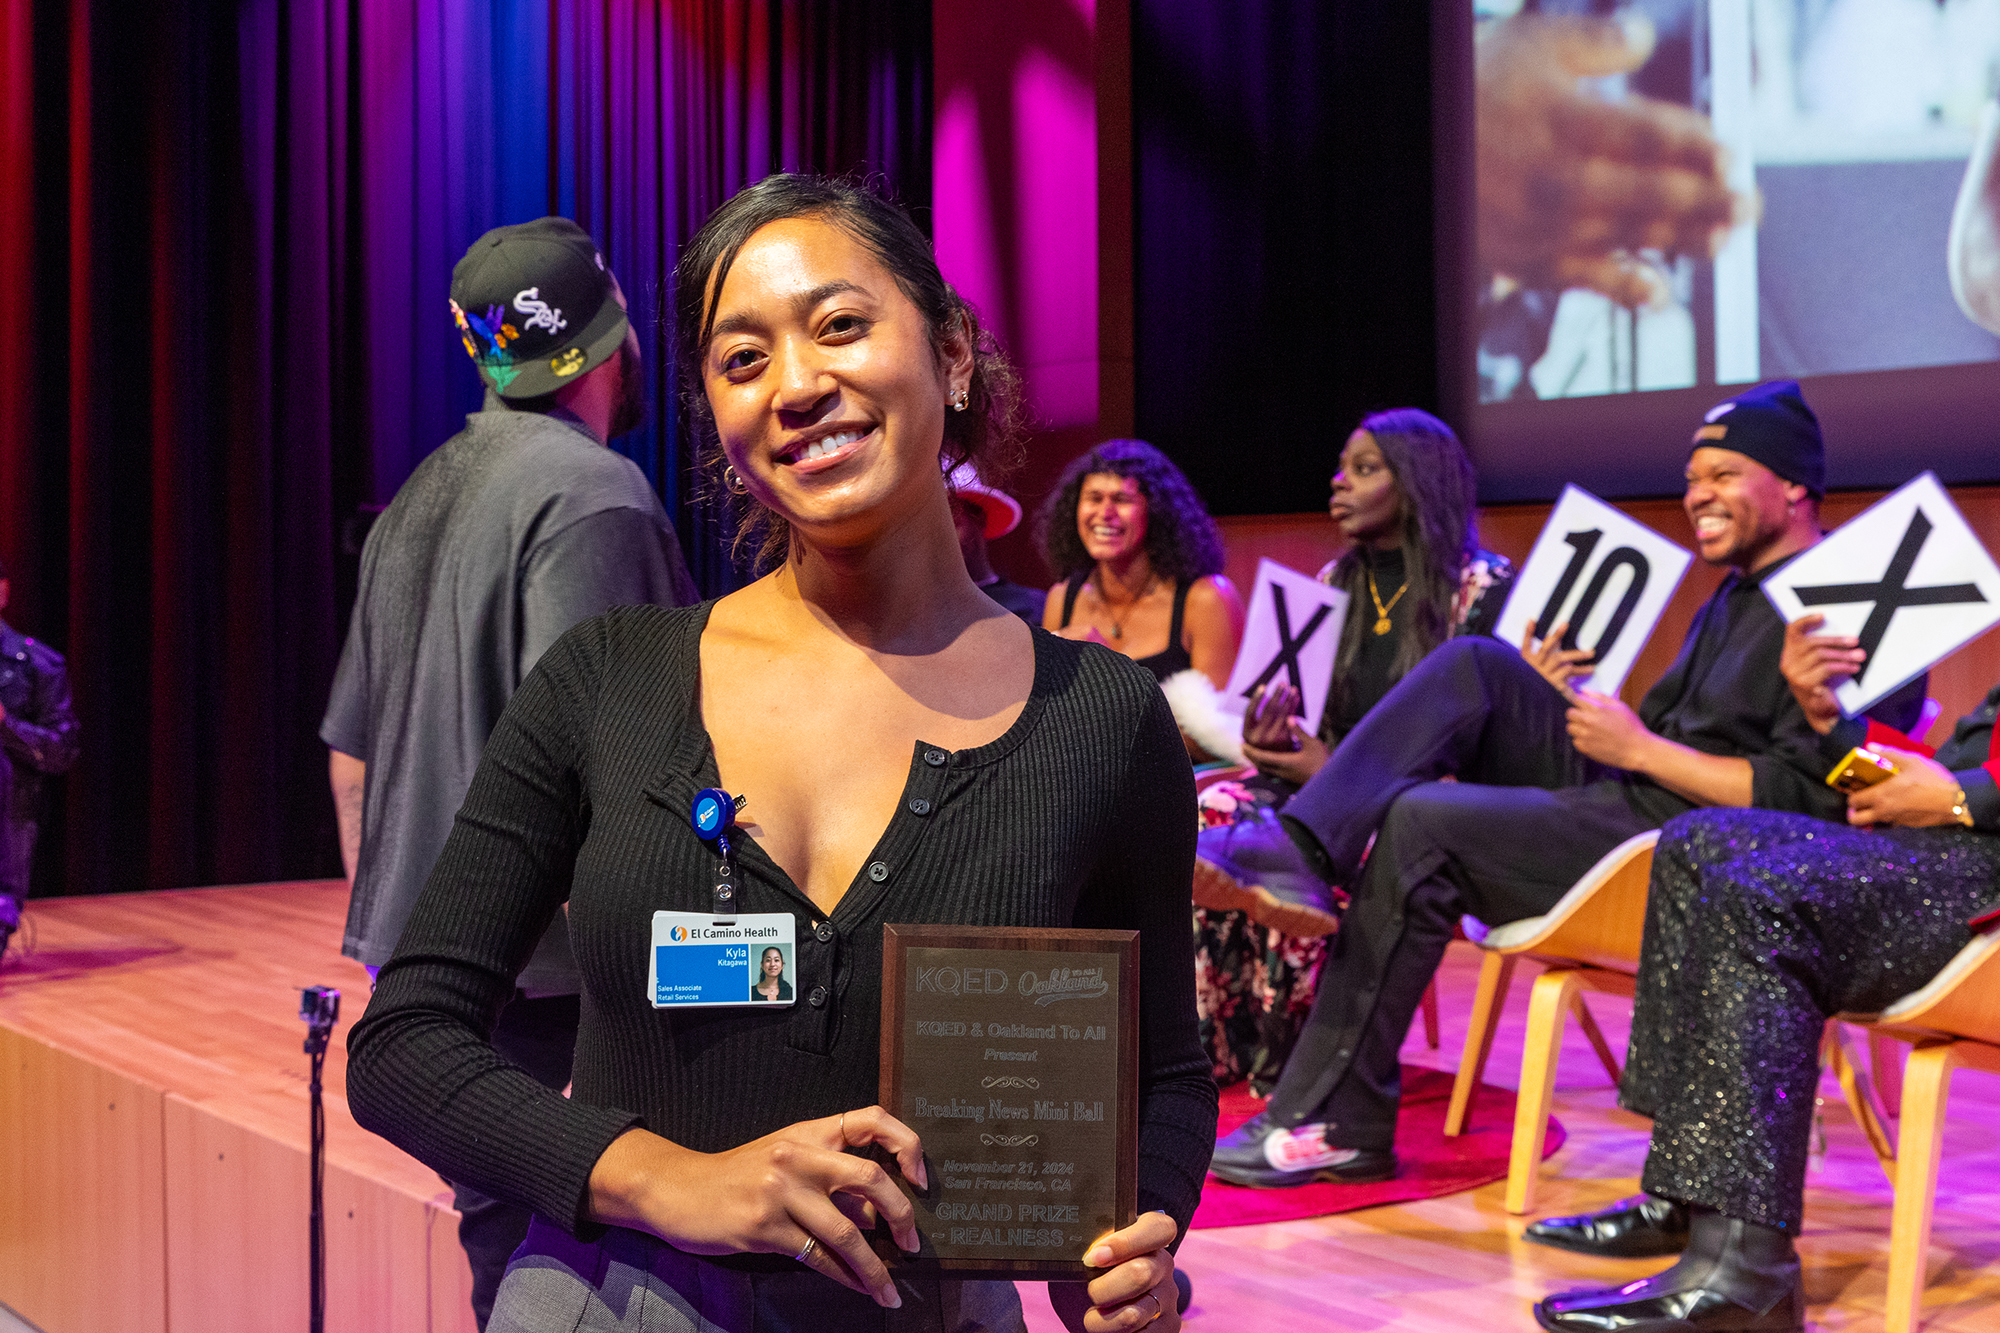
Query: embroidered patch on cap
513 287 567 335
551 347 587 377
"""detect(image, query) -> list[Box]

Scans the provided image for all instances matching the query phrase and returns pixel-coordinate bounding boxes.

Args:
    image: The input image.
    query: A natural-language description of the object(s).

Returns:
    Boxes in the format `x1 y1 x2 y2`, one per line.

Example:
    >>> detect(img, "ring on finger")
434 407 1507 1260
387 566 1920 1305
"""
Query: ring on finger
794 1236 819 1266
1138 1290 1165 1325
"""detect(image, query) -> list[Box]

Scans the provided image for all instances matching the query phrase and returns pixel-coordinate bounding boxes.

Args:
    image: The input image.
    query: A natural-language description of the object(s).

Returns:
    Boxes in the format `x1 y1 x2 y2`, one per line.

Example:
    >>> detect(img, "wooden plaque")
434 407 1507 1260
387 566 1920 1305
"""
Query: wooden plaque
876 924 1139 1281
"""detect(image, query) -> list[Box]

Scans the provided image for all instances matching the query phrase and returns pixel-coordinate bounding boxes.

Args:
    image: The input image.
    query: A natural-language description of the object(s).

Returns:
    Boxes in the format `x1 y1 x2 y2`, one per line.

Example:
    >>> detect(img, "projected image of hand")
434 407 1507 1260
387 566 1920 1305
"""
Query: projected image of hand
1476 10 1754 308
1948 98 2000 335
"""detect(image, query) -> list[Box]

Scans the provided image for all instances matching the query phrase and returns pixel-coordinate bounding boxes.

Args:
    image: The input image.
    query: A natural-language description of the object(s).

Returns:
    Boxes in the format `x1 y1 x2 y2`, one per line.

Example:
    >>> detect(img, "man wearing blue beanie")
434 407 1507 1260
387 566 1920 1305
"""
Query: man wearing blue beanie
1201 380 1924 1208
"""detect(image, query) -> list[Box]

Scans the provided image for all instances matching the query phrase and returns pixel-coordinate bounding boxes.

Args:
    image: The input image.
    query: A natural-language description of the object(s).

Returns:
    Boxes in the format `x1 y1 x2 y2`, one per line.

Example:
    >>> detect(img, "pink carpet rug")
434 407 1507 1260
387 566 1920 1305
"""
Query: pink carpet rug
1190 1064 1566 1228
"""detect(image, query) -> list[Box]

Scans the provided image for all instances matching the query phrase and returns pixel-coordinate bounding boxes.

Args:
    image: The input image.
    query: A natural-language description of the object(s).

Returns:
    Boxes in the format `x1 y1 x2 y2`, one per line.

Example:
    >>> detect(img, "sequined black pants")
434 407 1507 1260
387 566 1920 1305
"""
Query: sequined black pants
1624 808 2000 1232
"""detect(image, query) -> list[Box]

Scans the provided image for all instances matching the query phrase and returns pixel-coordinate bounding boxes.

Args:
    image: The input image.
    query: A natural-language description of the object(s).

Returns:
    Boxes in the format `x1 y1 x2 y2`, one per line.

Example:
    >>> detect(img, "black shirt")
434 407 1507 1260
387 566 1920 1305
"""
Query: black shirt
1318 547 1516 743
346 605 1216 1259
1628 554 1926 824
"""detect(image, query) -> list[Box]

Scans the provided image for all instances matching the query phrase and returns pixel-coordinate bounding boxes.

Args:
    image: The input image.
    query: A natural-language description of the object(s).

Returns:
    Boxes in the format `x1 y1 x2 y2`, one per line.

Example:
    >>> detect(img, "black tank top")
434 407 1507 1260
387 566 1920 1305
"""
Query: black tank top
1058 576 1195 682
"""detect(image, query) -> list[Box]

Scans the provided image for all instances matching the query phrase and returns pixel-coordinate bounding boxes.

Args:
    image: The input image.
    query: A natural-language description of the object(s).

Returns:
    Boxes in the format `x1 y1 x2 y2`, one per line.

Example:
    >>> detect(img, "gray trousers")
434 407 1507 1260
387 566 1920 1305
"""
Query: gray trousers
490 1217 1028 1333
1266 638 1670 1143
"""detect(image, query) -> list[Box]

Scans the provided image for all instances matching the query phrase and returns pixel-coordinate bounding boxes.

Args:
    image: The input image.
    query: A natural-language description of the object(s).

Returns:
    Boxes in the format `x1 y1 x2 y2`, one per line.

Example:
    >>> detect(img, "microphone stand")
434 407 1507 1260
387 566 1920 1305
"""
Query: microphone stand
299 986 341 1333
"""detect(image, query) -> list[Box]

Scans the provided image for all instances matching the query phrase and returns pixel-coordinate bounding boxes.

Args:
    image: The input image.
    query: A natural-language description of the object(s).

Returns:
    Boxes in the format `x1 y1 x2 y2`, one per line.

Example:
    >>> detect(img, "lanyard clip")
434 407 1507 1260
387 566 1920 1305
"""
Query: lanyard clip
693 788 744 919
712 835 737 918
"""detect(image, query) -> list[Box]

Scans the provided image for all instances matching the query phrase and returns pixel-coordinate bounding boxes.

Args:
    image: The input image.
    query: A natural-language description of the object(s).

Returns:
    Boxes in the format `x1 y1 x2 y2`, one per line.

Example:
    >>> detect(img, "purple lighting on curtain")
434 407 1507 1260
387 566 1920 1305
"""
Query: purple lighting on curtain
2 0 926 899
933 0 1099 431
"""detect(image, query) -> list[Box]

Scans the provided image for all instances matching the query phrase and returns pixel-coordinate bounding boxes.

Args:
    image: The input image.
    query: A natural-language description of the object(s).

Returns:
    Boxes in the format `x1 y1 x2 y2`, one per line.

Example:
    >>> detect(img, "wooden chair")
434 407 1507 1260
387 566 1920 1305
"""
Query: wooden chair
1827 928 2000 1333
1443 829 1660 1214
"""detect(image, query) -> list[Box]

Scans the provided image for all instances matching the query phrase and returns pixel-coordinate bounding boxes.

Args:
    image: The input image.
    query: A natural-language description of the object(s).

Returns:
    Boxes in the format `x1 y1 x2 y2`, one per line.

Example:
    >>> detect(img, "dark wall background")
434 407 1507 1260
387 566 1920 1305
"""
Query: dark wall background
1132 1 1441 517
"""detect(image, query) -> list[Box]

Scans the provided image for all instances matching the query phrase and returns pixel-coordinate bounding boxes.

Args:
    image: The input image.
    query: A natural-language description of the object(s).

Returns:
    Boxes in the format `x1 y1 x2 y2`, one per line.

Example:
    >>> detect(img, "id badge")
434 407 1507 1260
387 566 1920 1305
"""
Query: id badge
649 911 797 1008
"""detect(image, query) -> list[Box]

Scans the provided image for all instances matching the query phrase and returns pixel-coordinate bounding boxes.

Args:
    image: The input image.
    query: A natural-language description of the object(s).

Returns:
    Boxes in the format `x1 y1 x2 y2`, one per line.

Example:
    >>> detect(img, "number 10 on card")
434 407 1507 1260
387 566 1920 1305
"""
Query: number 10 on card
1494 485 1693 699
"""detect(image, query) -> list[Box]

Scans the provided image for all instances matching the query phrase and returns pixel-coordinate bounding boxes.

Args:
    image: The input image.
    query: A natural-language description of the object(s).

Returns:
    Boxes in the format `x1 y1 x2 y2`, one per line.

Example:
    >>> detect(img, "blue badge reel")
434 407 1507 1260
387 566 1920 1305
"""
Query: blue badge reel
650 786 796 1007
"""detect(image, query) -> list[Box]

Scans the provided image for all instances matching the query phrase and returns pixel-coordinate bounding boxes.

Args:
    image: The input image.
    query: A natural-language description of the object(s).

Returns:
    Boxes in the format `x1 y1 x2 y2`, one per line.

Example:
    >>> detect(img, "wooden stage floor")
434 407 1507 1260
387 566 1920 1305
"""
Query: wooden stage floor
0 881 472 1333
2 884 1998 1332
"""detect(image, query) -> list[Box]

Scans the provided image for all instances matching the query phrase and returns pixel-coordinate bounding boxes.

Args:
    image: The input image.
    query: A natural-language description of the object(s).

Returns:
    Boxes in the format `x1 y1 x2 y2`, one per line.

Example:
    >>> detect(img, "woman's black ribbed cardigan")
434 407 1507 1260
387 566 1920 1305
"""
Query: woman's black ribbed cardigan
346 603 1217 1256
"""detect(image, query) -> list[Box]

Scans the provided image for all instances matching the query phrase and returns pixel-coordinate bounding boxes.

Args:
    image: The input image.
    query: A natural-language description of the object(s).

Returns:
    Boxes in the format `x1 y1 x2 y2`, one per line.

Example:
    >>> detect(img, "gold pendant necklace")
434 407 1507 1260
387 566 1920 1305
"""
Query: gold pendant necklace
1367 567 1408 636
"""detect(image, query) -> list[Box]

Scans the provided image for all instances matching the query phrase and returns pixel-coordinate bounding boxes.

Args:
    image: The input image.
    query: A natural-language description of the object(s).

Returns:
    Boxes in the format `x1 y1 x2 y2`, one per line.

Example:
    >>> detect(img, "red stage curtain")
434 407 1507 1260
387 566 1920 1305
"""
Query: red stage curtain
0 0 929 898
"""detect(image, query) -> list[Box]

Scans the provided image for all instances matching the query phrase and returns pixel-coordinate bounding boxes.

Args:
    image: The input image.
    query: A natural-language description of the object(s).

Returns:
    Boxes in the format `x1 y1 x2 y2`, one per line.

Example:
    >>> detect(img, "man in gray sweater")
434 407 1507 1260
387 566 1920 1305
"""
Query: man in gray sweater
323 218 696 1328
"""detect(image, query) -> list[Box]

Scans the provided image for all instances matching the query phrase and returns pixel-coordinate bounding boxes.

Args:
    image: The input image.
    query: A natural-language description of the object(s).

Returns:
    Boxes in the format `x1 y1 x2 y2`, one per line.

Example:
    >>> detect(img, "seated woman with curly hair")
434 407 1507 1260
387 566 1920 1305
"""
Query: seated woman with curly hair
1037 439 1245 708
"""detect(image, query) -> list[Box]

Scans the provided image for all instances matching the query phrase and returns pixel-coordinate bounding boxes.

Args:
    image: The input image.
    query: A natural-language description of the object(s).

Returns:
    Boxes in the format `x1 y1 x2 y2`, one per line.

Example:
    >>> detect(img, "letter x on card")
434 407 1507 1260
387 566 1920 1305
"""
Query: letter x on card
1219 559 1351 737
1763 473 2000 716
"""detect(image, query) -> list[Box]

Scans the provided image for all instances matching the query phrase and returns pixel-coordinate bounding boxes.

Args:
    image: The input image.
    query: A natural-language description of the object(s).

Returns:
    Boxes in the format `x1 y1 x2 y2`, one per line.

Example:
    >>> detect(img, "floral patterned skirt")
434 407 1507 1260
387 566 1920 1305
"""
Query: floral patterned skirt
1193 909 1327 1093
1191 774 1334 1094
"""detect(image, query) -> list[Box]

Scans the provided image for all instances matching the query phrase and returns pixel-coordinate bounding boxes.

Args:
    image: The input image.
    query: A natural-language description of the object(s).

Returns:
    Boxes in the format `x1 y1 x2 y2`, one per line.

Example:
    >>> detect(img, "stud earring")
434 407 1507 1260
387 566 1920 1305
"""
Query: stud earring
723 465 749 495
950 387 969 412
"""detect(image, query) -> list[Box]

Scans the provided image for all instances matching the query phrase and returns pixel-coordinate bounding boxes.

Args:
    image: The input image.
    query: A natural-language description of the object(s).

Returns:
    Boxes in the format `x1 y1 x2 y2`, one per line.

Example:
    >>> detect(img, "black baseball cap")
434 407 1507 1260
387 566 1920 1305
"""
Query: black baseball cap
449 217 628 399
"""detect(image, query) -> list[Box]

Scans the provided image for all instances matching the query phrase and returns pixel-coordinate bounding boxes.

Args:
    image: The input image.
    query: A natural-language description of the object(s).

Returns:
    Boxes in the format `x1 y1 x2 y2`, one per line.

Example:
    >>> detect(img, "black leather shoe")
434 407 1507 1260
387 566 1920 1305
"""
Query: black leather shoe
1534 1274 1804 1333
1525 1194 1691 1258
1534 1215 1803 1333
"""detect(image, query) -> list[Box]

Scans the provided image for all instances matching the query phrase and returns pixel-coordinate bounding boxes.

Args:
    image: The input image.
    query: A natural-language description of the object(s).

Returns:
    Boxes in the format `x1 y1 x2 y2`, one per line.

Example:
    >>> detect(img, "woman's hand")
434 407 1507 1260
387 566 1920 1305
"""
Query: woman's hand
1239 683 1329 783
1243 726 1330 786
1780 613 1864 736
1521 620 1595 701
1241 683 1300 750
1048 1211 1182 1332
1848 749 1964 828
585 1106 926 1308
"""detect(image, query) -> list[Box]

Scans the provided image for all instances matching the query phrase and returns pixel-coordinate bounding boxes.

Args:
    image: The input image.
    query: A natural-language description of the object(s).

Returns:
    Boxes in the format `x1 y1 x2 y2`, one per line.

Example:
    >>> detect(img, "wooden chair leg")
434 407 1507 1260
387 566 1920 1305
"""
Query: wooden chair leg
1570 992 1622 1086
1886 1041 1962 1333
1872 1028 1905 1117
1507 966 1582 1215
1421 979 1440 1050
1446 952 1515 1137
1829 1023 1897 1184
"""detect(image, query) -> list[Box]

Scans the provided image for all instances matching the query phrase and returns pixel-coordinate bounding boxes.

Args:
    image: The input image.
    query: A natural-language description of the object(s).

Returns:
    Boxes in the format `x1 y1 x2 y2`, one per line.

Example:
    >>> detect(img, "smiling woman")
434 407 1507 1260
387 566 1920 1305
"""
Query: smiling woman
676 176 1025 577
1035 441 1246 718
344 175 1216 1333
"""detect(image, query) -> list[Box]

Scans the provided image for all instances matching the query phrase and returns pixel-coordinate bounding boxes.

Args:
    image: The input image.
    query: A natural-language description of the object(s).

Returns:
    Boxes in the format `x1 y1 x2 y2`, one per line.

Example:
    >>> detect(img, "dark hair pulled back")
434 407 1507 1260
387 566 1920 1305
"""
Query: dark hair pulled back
1320 408 1479 730
673 173 1024 574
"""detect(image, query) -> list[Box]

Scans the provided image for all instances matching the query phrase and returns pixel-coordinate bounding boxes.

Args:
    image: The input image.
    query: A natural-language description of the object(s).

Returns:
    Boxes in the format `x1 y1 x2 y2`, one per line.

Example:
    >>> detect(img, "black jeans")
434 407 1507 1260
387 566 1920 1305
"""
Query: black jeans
0 757 31 934
1627 809 2000 1231
1265 638 1677 1145
453 991 581 1330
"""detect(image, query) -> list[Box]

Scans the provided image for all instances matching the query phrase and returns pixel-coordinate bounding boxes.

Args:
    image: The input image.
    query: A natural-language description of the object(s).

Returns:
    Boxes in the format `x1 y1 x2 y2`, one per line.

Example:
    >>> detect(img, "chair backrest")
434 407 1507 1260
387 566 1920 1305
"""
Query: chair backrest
1479 829 1660 972
1857 930 2000 1046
